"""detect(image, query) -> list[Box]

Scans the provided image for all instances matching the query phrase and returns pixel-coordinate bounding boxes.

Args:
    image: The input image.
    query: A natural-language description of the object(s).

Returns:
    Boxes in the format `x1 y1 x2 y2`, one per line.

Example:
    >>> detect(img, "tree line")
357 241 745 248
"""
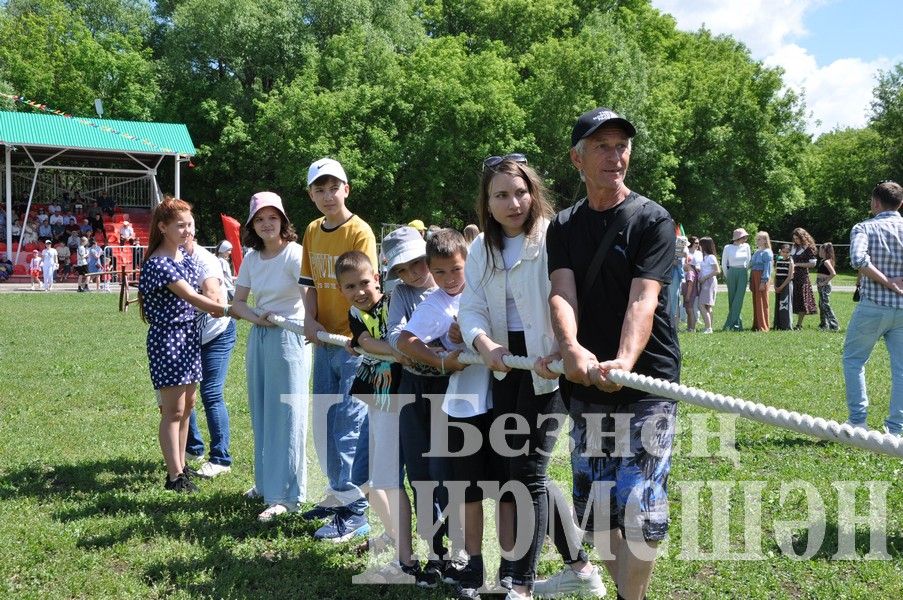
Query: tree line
1 0 900 247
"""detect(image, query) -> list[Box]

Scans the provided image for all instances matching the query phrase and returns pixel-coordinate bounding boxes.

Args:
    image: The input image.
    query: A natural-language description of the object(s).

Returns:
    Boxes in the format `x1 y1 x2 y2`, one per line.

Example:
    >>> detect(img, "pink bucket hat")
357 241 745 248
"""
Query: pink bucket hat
247 191 287 224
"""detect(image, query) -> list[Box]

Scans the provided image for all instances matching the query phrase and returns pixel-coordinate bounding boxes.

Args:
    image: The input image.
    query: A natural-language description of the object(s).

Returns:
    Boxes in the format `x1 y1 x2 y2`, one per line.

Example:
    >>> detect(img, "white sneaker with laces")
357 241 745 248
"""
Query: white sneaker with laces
258 503 295 522
702 328 714 334
533 565 606 598
196 461 231 479
354 560 417 585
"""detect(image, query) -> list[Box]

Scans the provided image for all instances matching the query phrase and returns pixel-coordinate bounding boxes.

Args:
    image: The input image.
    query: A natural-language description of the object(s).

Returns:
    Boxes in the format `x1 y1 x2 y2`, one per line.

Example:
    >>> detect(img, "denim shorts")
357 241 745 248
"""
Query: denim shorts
569 398 677 542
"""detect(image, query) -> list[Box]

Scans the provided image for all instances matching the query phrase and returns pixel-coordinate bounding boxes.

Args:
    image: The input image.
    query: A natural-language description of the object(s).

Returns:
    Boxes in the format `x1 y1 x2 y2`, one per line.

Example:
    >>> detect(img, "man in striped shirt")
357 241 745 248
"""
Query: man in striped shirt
843 180 903 434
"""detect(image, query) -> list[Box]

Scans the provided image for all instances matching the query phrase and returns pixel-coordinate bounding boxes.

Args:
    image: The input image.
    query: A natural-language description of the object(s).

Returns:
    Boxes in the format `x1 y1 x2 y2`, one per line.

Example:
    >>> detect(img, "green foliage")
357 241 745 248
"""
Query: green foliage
870 63 903 183
0 0 896 242
0 0 158 118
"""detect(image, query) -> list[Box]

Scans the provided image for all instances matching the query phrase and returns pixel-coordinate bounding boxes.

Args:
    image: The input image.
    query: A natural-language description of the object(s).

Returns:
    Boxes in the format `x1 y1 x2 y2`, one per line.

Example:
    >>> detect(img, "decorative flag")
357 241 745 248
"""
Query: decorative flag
220 214 243 274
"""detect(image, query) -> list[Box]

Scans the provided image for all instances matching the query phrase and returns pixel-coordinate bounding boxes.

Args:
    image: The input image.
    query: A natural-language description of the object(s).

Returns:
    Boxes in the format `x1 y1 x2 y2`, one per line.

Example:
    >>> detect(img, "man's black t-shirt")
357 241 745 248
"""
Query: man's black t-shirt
546 192 680 404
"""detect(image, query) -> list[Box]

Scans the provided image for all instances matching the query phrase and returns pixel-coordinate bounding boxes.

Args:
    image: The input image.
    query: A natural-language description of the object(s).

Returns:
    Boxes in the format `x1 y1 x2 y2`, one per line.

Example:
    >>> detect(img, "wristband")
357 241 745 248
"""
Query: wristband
440 355 446 375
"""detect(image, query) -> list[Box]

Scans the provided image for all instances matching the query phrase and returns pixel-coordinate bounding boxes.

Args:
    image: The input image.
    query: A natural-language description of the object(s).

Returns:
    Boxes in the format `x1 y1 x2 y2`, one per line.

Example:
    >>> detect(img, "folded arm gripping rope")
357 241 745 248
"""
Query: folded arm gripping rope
259 312 903 459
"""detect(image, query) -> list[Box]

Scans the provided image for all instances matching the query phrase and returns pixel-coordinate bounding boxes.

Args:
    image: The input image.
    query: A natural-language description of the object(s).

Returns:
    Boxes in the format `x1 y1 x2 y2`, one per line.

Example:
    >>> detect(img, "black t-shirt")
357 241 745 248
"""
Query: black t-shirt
348 295 402 411
546 192 681 404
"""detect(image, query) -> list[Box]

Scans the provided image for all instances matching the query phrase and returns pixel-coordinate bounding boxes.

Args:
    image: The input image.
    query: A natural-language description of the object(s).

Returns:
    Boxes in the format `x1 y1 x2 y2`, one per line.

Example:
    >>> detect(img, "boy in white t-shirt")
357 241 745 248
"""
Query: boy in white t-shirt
397 228 492 590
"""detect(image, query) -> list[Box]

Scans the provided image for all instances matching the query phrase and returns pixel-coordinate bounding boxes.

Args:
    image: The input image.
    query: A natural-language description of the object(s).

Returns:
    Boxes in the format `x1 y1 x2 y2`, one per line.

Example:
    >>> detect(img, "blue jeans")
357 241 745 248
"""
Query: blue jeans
842 299 903 433
186 320 237 466
668 263 683 324
312 344 367 512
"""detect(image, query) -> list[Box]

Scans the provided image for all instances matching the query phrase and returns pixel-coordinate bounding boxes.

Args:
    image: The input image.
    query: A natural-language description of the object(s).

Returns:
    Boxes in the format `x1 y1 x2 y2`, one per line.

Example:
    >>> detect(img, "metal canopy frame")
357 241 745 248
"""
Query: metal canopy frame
4 142 187 265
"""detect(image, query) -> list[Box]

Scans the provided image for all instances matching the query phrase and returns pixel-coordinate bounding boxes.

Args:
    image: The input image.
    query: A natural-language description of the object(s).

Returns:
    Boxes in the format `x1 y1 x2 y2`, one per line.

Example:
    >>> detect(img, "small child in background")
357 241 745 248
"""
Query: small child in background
335 250 422 584
773 243 795 330
697 237 720 333
215 240 235 301
816 242 839 331
29 250 42 290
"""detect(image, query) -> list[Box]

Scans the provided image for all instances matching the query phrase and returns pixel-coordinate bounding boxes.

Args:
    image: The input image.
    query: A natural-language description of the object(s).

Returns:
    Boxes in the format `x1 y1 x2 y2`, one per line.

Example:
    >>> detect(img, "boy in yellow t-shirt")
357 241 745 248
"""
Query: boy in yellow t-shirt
299 157 378 542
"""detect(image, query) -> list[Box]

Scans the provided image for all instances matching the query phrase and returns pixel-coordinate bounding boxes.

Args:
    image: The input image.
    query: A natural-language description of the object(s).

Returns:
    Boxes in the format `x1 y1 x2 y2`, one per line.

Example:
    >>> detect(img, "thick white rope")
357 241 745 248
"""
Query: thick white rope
262 314 903 459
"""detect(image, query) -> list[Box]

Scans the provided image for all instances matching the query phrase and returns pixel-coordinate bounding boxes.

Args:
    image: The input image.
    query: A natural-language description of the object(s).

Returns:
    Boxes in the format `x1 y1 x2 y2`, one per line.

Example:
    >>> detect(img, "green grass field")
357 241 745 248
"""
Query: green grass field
1 290 901 599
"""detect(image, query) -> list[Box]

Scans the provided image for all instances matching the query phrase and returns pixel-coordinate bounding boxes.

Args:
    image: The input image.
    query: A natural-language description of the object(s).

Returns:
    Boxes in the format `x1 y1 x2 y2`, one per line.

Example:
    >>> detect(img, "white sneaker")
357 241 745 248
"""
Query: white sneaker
353 560 417 585
258 503 295 522
196 461 231 479
702 328 714 334
533 565 606 598
506 588 531 599
185 452 204 462
244 486 262 499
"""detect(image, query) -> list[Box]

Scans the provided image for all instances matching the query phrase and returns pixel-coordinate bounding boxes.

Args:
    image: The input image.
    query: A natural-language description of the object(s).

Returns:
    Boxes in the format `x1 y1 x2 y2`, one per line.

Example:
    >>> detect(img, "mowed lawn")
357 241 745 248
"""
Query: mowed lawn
1 289 901 599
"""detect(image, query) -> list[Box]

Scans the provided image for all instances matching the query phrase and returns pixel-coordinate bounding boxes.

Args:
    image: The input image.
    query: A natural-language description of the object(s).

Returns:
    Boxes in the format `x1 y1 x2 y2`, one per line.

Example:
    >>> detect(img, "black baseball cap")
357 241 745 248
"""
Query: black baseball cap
571 107 637 147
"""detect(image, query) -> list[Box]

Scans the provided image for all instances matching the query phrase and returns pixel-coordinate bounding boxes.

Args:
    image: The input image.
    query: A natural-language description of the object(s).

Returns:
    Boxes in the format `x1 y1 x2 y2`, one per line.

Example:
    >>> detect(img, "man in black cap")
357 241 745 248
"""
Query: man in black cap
538 108 680 600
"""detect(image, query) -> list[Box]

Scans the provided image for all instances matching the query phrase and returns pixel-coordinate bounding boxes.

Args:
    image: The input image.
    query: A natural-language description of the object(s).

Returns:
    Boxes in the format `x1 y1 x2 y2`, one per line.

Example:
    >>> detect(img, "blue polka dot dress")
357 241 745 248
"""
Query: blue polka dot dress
138 254 202 390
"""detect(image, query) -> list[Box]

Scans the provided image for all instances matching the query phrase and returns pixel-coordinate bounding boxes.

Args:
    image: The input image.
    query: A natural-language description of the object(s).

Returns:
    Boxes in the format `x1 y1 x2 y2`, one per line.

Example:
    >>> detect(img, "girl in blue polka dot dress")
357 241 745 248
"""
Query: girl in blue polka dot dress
139 197 229 493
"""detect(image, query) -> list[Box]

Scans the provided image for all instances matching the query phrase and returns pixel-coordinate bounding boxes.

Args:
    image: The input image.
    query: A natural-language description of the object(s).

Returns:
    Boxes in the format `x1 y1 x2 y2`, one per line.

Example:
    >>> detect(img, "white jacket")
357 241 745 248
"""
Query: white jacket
459 222 558 395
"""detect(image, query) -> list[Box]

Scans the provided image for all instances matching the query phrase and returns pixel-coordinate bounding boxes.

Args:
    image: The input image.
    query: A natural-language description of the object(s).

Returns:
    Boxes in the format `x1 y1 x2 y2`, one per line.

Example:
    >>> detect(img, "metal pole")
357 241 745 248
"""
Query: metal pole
4 145 11 256
174 155 181 199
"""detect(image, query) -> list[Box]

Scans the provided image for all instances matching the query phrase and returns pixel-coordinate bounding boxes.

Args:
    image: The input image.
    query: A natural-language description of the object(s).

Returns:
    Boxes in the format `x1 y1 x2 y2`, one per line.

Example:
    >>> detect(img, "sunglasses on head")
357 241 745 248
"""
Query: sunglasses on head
482 153 528 172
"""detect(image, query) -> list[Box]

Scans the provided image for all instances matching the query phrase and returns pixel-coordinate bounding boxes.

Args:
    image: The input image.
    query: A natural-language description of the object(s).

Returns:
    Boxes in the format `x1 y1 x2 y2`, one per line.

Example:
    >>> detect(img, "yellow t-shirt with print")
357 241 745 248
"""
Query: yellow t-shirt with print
299 214 377 336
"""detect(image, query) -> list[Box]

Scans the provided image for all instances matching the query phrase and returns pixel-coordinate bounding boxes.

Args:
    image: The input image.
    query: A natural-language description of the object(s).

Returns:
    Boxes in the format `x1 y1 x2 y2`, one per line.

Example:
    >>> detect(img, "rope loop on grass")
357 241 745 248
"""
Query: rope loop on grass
261 313 903 459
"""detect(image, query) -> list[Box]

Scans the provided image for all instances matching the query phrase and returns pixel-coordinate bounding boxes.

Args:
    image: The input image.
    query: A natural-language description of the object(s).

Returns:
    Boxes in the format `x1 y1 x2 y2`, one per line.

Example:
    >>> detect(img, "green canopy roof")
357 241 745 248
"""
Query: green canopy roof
0 110 195 156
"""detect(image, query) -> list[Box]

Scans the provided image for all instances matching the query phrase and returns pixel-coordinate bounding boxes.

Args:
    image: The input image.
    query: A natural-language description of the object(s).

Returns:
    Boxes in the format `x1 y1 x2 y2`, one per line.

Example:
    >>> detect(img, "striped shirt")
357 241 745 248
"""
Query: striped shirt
849 210 903 308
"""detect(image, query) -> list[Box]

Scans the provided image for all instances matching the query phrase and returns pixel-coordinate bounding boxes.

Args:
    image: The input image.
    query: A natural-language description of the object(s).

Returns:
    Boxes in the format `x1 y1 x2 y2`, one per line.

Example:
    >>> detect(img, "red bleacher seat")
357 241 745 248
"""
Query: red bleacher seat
13 264 25 275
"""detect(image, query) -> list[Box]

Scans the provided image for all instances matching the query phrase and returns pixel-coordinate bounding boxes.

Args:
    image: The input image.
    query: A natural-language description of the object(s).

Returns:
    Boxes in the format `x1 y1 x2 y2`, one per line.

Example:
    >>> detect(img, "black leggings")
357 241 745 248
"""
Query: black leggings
493 331 572 587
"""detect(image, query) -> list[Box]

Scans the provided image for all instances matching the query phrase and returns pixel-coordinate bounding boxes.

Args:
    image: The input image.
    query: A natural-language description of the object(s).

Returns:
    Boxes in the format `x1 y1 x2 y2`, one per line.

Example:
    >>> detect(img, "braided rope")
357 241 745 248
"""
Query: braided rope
259 313 903 459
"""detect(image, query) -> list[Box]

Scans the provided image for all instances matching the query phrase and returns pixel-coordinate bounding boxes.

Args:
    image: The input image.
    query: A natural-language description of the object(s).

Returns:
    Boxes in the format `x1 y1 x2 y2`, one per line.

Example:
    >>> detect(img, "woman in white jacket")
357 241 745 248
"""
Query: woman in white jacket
459 156 596 599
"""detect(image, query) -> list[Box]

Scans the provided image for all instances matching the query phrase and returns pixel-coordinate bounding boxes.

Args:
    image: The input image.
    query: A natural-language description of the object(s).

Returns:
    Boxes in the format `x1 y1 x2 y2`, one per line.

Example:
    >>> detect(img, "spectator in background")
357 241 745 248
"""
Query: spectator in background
668 235 688 326
0 253 13 282
38 220 52 240
86 238 103 290
773 243 795 330
749 231 773 332
40 240 58 291
99 191 116 217
697 237 721 334
722 228 751 331
80 218 93 237
55 239 71 281
426 225 441 240
462 223 480 244
408 219 426 238
816 242 840 331
36 208 49 225
215 240 235 301
843 180 903 435
76 236 89 292
67 230 81 253
119 220 135 243
23 219 38 245
48 201 62 215
11 219 21 238
790 227 818 330
683 236 702 332
50 211 65 237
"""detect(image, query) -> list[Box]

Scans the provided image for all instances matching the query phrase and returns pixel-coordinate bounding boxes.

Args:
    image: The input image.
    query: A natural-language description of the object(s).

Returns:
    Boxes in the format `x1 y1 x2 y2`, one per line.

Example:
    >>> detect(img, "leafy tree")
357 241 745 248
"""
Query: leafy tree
0 0 158 118
870 63 903 183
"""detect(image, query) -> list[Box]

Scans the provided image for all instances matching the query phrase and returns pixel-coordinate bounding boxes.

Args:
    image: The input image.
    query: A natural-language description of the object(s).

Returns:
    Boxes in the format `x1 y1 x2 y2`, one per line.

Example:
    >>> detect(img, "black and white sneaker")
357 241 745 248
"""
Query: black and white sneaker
164 473 198 494
455 554 484 599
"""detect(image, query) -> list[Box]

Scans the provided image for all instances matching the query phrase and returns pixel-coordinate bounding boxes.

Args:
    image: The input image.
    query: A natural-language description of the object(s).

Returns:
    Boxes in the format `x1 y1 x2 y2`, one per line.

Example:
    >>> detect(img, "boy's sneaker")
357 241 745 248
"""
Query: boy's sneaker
196 461 231 479
313 507 370 542
163 473 198 494
455 554 484 599
300 495 340 521
354 560 421 585
497 558 514 590
424 557 465 586
533 564 606 598
185 451 204 462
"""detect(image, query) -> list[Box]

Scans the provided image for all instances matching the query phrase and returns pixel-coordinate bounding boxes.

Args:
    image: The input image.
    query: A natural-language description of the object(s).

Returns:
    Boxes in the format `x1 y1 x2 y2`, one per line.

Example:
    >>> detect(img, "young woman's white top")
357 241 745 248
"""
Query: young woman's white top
459 220 558 395
235 242 305 320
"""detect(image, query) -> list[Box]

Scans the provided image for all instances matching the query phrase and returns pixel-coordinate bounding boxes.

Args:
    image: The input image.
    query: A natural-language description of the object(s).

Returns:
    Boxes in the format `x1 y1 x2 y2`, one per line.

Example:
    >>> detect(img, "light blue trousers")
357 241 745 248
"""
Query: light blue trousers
842 299 903 433
246 323 312 507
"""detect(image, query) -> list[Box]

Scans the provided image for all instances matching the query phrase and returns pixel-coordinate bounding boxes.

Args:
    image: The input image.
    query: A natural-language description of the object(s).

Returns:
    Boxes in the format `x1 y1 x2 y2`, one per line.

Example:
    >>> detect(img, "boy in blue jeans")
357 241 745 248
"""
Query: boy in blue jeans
299 158 378 542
